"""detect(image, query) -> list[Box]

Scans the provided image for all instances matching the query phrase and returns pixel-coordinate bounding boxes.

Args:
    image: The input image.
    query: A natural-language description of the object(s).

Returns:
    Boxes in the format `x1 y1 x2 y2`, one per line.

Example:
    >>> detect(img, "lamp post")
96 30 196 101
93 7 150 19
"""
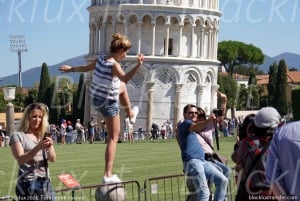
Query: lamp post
3 87 16 138
9 35 27 88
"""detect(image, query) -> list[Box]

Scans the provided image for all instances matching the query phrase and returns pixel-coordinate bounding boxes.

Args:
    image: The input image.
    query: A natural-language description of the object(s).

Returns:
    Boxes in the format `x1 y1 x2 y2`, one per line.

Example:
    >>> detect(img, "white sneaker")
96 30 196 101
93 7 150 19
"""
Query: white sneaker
130 106 139 124
102 174 121 184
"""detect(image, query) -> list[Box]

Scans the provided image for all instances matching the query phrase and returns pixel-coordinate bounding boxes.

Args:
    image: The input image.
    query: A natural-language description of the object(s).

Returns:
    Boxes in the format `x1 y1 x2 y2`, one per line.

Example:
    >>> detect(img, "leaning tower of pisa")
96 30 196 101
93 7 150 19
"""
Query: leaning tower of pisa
84 0 221 131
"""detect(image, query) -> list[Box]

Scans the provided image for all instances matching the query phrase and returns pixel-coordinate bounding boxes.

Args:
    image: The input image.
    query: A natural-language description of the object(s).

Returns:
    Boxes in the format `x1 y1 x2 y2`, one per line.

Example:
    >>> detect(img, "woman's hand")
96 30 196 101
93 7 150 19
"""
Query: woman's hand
59 65 73 73
137 54 144 65
41 137 54 149
41 137 56 162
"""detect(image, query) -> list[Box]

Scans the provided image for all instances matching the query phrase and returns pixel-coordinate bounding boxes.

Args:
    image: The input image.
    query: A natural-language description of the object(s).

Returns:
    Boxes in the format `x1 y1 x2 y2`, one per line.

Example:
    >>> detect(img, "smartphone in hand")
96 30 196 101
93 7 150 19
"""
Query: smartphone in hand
43 132 52 139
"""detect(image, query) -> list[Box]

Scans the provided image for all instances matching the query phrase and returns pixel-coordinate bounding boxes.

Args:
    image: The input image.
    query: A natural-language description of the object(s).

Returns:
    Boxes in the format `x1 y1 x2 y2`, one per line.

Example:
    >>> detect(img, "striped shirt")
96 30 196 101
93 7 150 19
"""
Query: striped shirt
90 55 120 101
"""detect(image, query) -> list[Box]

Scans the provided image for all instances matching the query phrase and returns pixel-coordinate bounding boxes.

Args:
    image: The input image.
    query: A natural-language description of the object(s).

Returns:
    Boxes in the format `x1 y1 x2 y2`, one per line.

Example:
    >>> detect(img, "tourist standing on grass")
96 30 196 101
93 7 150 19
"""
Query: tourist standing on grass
66 121 74 144
50 124 60 144
125 115 134 143
59 33 144 184
75 119 84 144
150 123 159 140
60 119 67 144
9 103 56 201
88 117 97 144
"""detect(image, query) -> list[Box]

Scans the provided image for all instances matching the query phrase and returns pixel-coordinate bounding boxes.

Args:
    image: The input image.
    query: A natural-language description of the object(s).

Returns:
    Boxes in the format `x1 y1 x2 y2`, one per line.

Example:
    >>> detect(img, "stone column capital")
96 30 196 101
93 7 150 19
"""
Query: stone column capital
146 81 155 91
211 84 219 91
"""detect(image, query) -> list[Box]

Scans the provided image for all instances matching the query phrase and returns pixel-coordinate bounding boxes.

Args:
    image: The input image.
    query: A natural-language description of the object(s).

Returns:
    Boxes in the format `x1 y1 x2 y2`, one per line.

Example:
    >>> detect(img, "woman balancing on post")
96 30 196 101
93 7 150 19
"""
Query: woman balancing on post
9 103 56 201
59 33 144 183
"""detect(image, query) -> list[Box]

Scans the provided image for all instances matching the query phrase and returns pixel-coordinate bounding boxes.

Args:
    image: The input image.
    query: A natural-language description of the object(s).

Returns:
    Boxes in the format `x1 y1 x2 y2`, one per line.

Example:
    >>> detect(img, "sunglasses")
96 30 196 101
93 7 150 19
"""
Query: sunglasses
187 111 198 115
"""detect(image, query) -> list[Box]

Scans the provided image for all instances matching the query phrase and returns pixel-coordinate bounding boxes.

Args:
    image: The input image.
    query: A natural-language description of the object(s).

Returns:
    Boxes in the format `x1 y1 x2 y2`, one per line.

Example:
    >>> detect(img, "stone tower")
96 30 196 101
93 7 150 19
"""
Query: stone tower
84 0 221 131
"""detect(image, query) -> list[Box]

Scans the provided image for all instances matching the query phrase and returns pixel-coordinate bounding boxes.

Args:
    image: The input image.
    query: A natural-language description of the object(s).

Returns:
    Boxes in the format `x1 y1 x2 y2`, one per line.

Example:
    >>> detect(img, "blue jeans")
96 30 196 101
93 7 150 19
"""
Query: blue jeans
211 160 231 179
16 178 56 201
91 97 119 117
184 159 210 201
204 161 228 201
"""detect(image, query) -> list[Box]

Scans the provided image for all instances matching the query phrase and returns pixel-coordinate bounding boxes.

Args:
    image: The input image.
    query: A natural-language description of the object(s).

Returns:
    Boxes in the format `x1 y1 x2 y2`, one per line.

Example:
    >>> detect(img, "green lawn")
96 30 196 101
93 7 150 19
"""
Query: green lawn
0 136 238 199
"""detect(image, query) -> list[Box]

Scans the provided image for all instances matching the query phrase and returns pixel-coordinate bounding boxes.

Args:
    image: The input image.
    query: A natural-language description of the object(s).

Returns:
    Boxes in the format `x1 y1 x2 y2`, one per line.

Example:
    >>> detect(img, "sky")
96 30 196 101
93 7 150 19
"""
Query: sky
0 0 299 77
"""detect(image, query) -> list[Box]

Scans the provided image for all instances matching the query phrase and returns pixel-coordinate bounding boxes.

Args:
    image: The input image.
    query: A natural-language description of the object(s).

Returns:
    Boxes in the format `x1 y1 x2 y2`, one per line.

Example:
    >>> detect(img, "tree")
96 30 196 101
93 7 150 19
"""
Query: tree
72 74 85 122
38 63 51 104
248 72 257 85
218 40 264 76
48 83 60 124
24 89 38 106
234 64 264 76
289 67 298 71
217 73 238 116
267 62 278 106
14 88 25 111
236 84 248 110
274 59 288 115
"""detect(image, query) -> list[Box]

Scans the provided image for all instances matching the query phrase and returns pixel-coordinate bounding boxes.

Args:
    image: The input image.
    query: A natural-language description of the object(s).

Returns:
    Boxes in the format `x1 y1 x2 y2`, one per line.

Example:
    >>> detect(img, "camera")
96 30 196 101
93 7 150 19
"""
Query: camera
212 109 223 117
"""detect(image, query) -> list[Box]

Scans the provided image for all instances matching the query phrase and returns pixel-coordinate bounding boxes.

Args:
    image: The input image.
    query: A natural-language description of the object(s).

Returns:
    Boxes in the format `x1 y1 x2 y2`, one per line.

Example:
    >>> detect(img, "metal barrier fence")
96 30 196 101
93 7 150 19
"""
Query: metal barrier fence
55 180 141 201
143 174 190 201
2 173 235 201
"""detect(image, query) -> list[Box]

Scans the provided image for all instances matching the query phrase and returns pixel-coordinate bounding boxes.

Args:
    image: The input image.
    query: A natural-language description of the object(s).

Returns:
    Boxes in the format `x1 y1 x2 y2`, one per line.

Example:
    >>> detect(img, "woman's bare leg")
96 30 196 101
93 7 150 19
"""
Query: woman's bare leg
104 114 120 177
119 81 133 118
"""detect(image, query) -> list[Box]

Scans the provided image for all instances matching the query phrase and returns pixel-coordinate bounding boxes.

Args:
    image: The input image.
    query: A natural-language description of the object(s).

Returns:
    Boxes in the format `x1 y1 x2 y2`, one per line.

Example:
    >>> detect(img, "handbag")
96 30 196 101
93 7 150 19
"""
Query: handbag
212 153 227 164
235 141 271 201
17 149 54 201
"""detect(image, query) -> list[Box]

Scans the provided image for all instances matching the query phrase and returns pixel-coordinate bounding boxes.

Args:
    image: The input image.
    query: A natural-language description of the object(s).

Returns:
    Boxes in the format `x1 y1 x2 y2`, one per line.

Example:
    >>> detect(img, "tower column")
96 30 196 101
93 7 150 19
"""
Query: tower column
196 28 201 58
95 24 100 54
146 81 155 132
197 84 206 107
124 21 128 37
178 23 183 56
211 85 219 111
89 22 94 54
200 26 205 58
191 24 196 57
174 83 183 126
137 21 142 54
164 22 170 57
151 21 156 56
213 28 218 59
207 27 211 59
99 21 106 54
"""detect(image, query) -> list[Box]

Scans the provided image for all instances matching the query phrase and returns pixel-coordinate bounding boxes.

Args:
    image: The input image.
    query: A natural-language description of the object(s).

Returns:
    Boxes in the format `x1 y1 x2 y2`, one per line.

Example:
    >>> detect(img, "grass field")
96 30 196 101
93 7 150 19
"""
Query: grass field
0 136 238 199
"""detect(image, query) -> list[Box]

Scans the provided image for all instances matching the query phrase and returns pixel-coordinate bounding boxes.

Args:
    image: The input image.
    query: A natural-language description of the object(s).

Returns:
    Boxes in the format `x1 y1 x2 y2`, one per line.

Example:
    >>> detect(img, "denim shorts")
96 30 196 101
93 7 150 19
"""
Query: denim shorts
91 97 120 118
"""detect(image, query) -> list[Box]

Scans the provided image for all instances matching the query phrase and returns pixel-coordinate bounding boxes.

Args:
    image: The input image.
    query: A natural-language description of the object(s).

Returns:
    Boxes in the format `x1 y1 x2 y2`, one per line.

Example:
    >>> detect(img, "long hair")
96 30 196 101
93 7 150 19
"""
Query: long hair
238 113 255 140
17 103 49 138
110 33 132 53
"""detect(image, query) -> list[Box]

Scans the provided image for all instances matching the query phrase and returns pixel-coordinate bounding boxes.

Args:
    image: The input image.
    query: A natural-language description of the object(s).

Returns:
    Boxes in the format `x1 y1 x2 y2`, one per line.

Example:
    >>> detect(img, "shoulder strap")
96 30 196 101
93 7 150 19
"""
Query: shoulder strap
42 149 49 179
198 133 214 151
240 139 271 185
